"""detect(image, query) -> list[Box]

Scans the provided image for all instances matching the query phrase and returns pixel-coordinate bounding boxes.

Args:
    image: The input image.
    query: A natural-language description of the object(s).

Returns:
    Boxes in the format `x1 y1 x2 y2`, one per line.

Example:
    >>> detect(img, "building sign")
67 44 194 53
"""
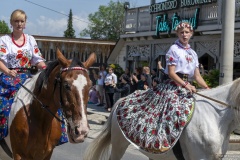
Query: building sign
150 0 215 14
155 8 200 37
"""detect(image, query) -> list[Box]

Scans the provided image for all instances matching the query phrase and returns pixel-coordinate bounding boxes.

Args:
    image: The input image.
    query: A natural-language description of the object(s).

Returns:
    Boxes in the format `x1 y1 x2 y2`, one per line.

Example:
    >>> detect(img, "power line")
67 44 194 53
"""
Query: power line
24 0 91 24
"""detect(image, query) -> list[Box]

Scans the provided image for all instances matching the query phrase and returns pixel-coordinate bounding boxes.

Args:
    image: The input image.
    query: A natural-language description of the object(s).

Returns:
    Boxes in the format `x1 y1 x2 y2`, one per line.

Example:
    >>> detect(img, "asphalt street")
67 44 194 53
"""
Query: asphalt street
51 103 148 160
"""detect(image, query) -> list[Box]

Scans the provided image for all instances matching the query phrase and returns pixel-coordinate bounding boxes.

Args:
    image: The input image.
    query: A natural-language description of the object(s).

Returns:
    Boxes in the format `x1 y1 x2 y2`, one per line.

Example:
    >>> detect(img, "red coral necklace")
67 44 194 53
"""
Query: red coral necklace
12 33 25 48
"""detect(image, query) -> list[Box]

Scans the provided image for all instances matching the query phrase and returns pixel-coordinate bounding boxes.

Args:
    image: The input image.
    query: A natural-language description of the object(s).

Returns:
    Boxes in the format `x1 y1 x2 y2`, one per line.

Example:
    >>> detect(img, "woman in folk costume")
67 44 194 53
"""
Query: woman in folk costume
0 9 68 144
116 22 209 153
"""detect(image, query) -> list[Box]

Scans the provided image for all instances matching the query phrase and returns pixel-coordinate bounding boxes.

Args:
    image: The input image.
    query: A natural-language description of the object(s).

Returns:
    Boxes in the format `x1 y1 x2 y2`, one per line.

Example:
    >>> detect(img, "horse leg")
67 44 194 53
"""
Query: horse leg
110 111 130 160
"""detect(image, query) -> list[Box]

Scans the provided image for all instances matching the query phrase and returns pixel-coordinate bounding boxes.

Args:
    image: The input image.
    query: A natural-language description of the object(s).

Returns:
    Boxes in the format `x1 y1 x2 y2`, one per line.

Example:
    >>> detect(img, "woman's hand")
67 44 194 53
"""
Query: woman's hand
184 83 196 93
7 69 17 77
144 85 148 90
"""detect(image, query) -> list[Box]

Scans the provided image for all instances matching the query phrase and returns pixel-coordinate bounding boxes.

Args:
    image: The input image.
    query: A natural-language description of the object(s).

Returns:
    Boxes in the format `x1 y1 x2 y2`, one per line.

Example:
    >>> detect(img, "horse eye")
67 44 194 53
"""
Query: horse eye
63 82 71 91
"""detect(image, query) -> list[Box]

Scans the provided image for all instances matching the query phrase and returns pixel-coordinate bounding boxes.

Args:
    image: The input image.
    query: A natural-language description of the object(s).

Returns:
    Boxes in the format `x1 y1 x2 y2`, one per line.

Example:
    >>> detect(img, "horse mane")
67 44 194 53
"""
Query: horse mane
35 60 59 93
227 78 240 108
69 58 84 68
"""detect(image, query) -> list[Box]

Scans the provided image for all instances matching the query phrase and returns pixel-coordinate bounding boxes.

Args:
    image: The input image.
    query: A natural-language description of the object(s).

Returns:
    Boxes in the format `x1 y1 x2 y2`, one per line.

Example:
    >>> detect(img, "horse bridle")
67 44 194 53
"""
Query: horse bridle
19 66 88 124
54 66 88 125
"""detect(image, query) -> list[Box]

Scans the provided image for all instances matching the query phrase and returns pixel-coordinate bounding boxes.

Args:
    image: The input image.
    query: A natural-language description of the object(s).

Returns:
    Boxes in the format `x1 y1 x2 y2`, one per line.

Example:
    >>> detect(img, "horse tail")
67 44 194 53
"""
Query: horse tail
83 98 123 160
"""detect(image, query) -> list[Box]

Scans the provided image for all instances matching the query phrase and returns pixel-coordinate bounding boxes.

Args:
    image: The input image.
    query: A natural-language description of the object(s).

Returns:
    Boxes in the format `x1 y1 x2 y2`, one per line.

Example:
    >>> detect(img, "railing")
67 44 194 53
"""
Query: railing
124 0 240 33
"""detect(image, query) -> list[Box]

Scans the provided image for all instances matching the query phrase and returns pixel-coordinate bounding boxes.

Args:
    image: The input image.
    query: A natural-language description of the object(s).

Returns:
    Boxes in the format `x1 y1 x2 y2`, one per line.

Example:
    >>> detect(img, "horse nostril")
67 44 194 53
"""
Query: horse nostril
74 126 79 135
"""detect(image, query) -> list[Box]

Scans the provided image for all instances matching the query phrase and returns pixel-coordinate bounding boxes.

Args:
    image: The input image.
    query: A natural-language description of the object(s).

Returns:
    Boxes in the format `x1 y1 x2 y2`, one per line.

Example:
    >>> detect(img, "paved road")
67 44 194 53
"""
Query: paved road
51 103 148 160
51 138 148 160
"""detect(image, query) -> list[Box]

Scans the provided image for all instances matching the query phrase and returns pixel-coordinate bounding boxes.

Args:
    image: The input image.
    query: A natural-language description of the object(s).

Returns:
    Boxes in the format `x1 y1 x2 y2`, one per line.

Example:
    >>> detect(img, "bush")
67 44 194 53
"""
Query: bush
193 69 220 88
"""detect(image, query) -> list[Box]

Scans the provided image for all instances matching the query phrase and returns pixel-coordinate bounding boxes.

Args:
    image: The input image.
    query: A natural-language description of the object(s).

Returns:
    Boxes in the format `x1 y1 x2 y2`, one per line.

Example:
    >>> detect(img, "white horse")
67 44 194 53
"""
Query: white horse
83 78 240 160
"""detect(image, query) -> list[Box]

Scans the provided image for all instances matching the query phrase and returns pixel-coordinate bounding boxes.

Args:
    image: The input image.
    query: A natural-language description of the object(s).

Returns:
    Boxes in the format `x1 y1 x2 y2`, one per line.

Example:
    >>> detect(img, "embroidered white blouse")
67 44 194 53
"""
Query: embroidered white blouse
0 34 45 68
164 40 199 78
104 73 118 85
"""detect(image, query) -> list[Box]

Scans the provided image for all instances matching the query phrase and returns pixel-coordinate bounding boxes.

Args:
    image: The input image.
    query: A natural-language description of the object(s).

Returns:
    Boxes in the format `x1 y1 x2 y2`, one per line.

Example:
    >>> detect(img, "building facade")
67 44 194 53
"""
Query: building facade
108 0 240 79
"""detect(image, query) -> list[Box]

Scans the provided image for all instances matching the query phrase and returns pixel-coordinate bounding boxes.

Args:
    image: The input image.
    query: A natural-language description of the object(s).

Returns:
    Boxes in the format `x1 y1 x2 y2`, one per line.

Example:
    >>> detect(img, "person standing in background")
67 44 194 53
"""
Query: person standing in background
113 74 130 98
95 64 107 106
131 67 142 93
143 66 152 88
104 67 117 112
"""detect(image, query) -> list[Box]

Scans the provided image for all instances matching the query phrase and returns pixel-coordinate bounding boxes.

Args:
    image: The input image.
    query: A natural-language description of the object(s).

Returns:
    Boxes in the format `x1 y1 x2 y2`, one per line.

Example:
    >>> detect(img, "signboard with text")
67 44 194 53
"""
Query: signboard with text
155 8 200 37
150 0 216 14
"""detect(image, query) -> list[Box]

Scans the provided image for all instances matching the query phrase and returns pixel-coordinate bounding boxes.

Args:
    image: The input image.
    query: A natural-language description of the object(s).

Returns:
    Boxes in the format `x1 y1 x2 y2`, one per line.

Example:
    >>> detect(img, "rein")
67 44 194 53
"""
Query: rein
18 82 64 123
195 92 231 107
18 66 87 123
195 92 240 111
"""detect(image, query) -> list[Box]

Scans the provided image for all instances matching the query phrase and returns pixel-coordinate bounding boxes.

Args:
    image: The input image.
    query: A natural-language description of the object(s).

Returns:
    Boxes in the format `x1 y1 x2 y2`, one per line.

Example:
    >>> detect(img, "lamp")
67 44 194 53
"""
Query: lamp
124 2 130 10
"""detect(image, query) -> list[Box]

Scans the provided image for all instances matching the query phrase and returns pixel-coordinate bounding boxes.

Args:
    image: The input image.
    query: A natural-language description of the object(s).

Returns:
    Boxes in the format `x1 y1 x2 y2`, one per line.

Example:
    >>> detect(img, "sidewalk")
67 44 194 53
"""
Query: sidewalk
87 103 110 139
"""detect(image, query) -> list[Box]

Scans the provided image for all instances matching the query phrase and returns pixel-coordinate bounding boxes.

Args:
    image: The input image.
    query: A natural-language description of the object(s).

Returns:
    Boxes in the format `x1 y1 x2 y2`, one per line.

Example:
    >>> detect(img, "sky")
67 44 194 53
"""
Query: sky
1 0 152 38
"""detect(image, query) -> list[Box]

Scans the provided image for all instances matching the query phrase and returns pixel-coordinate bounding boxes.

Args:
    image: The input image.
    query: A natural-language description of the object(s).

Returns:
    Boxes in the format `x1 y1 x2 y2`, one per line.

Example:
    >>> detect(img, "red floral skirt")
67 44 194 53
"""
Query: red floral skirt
116 80 195 153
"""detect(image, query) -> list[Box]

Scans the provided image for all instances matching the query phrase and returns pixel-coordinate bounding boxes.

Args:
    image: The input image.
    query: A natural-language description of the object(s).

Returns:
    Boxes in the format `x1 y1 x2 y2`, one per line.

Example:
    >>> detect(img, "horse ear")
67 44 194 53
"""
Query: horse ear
56 48 69 67
83 52 96 69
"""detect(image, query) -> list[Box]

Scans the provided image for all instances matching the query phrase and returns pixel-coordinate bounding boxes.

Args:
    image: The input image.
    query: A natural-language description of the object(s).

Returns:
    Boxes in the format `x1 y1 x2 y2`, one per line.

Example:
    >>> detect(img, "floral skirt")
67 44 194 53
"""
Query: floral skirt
0 73 68 145
116 80 195 153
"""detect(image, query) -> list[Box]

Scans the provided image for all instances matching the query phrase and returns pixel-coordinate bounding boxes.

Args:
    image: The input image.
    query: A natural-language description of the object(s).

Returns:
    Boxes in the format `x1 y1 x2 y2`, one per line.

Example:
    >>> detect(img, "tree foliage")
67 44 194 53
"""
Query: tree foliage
193 69 220 88
80 1 125 41
0 20 11 34
64 9 76 38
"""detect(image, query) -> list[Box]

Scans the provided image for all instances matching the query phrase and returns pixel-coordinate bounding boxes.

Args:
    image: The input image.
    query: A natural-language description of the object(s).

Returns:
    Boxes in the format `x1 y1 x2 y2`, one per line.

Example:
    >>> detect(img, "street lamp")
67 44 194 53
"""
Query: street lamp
124 2 130 10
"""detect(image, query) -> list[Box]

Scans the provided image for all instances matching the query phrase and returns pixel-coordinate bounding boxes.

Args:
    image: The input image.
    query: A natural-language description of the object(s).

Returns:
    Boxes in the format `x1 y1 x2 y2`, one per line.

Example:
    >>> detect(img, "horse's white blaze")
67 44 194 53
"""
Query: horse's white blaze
73 74 89 134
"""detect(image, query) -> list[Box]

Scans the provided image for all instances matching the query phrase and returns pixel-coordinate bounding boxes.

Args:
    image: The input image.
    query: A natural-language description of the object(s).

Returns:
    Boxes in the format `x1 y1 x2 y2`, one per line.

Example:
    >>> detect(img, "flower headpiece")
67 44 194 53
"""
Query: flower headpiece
175 22 193 31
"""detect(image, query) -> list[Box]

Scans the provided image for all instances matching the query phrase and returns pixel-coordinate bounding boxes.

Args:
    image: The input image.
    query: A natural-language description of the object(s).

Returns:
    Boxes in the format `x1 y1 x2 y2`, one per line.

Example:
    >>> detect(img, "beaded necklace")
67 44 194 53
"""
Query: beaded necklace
12 33 25 48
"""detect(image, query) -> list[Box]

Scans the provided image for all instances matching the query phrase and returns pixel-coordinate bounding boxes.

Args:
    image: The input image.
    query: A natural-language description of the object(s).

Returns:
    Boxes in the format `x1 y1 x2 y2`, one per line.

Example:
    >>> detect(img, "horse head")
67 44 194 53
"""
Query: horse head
58 49 96 143
56 49 96 143
37 48 96 143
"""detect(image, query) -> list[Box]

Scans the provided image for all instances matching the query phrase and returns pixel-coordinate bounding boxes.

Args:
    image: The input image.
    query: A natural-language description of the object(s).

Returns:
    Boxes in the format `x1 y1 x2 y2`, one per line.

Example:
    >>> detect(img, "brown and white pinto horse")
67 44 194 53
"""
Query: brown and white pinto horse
1 49 96 160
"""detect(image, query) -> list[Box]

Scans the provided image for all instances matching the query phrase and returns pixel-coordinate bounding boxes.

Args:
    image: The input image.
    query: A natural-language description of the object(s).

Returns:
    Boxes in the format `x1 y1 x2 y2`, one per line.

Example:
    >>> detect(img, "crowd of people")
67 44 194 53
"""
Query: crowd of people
88 62 166 112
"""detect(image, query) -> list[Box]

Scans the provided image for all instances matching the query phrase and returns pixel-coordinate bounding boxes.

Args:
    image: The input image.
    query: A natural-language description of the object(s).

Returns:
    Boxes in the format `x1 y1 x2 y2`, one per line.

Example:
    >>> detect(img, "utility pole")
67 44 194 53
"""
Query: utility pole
219 0 235 84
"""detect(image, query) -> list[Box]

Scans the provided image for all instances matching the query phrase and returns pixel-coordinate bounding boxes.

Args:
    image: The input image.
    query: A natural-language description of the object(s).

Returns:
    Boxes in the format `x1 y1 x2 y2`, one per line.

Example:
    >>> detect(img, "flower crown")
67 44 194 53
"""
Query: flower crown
175 22 193 31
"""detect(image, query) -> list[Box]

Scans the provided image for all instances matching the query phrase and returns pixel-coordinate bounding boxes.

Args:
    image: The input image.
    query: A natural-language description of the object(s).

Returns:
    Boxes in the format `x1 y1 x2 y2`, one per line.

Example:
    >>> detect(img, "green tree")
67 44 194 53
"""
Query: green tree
64 9 76 38
80 1 125 41
0 20 11 34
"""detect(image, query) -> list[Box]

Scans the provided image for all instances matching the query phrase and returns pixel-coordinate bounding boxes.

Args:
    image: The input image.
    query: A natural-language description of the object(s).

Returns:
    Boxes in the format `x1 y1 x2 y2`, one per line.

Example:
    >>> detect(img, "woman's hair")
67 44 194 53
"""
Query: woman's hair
153 77 161 84
143 66 150 74
175 22 193 32
10 9 27 23
108 66 114 71
135 67 142 75
121 74 130 83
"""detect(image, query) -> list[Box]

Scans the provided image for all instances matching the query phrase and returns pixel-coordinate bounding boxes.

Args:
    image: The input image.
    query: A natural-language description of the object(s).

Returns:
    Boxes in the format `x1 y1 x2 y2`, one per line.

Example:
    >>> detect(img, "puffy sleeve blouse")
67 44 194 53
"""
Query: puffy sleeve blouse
164 40 199 78
0 34 45 68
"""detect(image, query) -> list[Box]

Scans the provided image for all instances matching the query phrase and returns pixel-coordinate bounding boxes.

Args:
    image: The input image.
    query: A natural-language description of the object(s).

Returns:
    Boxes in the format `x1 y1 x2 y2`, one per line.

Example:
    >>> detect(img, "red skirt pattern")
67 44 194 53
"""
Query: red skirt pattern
116 80 195 153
